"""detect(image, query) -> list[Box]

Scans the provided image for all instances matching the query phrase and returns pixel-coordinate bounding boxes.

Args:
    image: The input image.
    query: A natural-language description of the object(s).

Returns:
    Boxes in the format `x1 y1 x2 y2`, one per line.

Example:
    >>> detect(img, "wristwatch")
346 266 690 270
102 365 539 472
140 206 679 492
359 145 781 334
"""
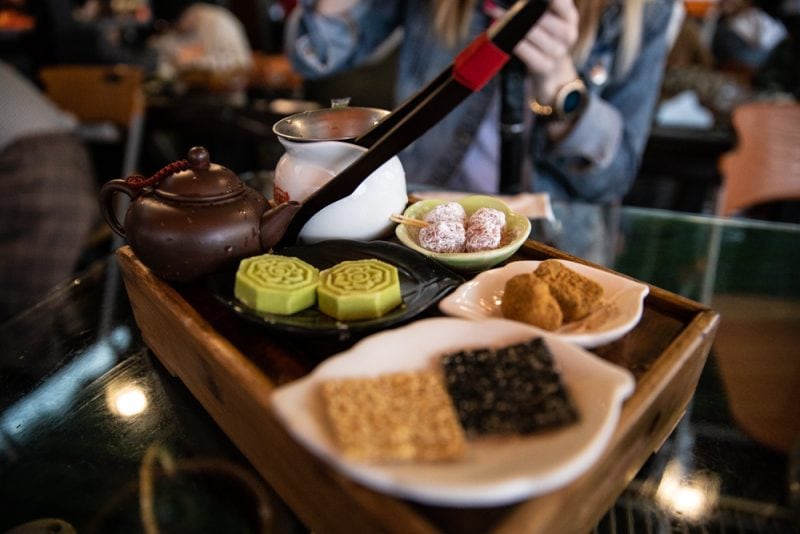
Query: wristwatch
529 78 587 121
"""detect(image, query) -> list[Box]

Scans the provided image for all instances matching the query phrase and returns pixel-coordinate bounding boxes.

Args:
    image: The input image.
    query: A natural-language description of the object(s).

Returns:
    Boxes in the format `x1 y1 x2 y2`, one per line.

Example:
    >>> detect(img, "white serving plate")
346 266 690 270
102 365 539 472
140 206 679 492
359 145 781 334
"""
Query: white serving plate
438 260 650 348
271 317 635 507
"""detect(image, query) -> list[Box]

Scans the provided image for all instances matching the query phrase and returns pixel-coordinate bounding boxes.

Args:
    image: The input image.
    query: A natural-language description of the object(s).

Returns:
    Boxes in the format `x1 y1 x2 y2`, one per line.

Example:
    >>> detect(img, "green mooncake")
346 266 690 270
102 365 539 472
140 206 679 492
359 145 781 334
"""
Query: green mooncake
234 254 320 315
317 259 402 321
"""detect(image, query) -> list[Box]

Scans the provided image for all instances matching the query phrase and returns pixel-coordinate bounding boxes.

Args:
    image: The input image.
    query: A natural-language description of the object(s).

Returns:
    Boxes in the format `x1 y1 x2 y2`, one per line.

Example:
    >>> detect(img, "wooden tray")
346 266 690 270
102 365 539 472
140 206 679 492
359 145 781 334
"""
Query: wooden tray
116 241 719 534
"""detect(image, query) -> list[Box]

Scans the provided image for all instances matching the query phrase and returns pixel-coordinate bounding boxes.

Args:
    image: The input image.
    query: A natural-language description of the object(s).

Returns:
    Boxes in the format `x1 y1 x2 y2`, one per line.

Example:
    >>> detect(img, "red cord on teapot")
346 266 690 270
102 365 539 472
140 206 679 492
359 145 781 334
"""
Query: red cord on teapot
125 160 191 189
125 146 213 188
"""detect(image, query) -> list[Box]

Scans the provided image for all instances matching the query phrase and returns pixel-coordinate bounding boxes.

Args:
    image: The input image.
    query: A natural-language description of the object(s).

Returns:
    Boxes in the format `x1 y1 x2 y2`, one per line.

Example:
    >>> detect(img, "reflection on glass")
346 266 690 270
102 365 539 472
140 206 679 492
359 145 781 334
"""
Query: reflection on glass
2 339 116 442
0 325 133 454
106 382 149 417
655 459 720 522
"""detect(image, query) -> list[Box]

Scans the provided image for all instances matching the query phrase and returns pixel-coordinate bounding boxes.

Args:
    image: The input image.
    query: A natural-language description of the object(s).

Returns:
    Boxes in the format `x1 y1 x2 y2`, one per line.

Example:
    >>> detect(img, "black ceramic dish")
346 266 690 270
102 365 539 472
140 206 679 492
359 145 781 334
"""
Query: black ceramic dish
206 239 464 342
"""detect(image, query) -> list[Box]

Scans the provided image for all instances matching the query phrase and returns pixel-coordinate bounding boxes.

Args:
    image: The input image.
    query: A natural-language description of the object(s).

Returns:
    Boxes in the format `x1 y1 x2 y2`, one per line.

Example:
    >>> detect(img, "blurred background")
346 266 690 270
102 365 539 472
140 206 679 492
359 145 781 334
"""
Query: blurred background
2 0 798 221
1 2 799 532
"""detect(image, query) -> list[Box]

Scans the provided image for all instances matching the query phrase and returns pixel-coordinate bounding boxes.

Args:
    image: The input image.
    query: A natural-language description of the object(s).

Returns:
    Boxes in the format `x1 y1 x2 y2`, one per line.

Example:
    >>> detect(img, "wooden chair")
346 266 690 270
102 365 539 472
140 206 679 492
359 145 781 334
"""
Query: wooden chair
697 101 800 303
711 102 800 452
38 64 146 179
717 101 800 217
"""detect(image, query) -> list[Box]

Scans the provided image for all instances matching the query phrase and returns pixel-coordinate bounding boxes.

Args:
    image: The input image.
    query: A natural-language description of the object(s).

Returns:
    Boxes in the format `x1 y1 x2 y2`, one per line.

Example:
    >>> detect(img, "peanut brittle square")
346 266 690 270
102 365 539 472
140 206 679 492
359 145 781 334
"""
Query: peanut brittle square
321 370 466 462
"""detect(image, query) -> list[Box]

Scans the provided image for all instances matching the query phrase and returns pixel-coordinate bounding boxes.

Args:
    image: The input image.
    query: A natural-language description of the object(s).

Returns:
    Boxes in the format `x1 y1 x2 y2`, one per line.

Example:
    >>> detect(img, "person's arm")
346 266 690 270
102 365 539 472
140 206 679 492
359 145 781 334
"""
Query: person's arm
285 0 403 79
536 0 675 202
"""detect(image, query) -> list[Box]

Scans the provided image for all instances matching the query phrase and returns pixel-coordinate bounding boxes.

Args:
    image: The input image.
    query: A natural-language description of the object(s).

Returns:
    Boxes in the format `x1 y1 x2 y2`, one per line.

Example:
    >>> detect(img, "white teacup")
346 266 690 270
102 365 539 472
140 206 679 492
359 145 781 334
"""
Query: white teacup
273 138 407 244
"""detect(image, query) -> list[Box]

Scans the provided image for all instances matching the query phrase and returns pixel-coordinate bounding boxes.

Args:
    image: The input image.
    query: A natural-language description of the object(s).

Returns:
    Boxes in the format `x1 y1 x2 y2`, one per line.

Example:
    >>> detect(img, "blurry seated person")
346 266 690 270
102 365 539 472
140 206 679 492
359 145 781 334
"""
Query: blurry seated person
753 0 800 99
0 62 96 322
148 1 253 94
711 0 787 75
285 0 676 261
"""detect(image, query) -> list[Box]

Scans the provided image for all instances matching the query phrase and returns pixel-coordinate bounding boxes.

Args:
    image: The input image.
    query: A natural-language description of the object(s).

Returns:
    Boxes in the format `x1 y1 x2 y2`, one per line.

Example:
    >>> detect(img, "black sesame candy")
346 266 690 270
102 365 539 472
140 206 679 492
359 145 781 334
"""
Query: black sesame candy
441 337 579 437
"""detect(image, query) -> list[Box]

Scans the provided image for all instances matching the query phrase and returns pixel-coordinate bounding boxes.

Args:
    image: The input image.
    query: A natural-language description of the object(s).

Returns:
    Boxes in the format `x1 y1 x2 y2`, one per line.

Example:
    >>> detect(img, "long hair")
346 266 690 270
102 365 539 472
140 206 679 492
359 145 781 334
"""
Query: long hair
432 0 645 77
574 0 644 76
432 0 479 46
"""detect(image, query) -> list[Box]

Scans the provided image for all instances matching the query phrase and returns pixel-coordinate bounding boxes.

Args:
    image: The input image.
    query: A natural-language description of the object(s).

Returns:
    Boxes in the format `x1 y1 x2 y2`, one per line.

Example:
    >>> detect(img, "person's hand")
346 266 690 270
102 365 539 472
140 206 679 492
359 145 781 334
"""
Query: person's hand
314 0 361 15
486 0 580 104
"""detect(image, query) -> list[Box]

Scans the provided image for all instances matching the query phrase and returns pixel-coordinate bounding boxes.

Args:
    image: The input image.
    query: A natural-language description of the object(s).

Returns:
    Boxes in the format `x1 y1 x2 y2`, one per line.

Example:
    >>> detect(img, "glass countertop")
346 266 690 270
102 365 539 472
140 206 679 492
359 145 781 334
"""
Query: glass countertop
1 206 798 533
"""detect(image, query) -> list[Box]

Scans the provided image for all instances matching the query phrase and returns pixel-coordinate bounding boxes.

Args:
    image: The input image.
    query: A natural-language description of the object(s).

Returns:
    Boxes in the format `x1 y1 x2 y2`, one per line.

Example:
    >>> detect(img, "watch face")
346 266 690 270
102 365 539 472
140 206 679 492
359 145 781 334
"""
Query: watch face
563 89 583 114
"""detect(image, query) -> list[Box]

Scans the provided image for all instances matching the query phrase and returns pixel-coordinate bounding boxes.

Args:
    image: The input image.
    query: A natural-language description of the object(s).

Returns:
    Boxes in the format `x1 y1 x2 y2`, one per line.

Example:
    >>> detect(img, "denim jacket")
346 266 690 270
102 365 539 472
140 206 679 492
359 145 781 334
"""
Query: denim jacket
286 0 675 203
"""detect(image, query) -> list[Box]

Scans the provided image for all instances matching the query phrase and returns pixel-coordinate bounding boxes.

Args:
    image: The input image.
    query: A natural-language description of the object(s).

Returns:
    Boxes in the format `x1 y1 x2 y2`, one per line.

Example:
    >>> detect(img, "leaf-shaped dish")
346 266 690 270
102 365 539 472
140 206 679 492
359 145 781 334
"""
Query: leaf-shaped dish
438 259 649 348
206 240 463 342
271 317 635 506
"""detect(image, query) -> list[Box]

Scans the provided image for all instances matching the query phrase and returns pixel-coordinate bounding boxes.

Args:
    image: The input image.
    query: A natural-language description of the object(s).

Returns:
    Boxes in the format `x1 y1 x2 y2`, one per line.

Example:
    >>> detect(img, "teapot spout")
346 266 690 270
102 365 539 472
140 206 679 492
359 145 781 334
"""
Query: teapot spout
259 201 302 251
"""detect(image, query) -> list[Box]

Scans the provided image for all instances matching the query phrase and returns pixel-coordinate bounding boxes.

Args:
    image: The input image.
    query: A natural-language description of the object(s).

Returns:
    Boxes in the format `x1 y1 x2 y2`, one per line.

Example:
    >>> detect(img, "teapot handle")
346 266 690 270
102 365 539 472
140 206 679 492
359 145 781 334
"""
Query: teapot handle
99 179 138 238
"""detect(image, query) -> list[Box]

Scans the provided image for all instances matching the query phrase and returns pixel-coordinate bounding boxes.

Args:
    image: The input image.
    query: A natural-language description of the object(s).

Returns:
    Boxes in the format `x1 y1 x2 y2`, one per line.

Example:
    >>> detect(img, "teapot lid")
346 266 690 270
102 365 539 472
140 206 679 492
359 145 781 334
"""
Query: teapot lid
155 147 244 201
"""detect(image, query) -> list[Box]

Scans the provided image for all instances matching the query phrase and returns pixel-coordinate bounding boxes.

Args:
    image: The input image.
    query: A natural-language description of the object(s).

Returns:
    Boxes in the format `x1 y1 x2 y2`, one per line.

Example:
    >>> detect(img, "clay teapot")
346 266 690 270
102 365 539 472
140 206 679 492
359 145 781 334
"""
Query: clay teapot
99 146 300 282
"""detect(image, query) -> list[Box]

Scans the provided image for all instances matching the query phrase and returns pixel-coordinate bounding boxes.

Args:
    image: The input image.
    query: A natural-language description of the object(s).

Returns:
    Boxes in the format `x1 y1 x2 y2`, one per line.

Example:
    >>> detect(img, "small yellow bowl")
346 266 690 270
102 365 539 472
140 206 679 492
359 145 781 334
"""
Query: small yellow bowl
395 195 531 273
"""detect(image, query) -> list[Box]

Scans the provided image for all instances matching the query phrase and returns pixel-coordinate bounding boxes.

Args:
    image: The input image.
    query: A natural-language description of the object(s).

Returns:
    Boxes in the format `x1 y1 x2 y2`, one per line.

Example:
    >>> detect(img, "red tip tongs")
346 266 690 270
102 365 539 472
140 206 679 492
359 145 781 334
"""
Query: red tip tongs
277 0 550 247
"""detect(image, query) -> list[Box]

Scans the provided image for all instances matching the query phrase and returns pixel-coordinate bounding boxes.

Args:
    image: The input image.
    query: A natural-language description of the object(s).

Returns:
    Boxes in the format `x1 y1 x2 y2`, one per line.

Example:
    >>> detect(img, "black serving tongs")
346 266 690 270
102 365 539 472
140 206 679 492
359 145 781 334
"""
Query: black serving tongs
276 0 550 248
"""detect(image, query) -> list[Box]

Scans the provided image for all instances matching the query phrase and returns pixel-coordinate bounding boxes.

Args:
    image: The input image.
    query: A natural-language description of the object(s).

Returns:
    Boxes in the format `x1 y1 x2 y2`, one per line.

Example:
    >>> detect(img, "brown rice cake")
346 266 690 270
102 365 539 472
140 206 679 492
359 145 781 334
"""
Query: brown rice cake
533 260 604 322
500 272 564 331
441 338 579 437
320 370 466 462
